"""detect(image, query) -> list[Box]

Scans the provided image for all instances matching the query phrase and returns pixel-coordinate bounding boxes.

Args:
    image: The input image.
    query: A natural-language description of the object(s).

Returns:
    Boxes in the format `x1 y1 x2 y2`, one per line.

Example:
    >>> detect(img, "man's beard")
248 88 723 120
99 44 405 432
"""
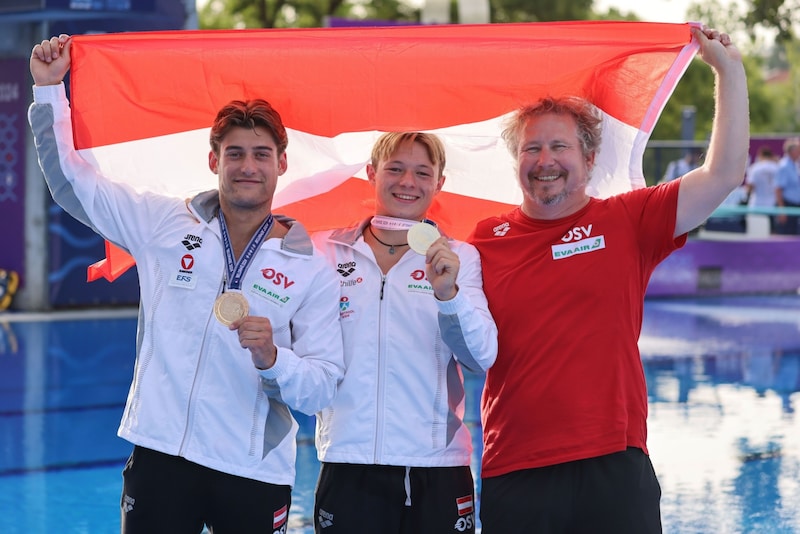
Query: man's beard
534 188 569 207
527 170 588 208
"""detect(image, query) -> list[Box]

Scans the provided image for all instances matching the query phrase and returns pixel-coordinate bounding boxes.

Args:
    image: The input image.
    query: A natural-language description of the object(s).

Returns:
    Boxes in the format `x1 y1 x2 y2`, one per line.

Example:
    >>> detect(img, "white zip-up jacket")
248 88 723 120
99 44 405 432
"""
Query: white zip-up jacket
29 83 344 486
312 222 497 467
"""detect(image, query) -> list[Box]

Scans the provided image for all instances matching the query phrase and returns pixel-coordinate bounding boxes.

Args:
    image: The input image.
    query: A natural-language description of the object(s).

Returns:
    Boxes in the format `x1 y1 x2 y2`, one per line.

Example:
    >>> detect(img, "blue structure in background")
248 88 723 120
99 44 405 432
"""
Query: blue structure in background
0 0 184 27
1 0 191 308
46 206 142 308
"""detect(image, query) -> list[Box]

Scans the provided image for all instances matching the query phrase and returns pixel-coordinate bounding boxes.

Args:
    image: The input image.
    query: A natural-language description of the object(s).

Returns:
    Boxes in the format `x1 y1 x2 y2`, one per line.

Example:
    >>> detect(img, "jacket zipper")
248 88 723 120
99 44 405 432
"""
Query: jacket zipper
178 274 225 454
373 272 387 463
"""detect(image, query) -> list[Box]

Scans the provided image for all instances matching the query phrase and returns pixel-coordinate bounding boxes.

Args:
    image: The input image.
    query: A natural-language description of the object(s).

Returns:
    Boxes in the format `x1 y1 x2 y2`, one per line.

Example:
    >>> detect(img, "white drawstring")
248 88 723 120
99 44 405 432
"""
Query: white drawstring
404 466 412 506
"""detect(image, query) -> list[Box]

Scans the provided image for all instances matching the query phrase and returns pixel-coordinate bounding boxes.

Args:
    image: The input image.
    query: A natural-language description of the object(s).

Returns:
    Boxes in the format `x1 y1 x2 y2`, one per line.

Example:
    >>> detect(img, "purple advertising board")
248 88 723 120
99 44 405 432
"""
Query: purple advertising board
0 58 27 288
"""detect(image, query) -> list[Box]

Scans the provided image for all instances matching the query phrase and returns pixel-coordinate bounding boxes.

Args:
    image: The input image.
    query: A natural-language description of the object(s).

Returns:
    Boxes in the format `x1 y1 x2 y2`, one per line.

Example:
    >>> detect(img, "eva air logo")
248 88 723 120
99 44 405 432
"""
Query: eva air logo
551 235 605 260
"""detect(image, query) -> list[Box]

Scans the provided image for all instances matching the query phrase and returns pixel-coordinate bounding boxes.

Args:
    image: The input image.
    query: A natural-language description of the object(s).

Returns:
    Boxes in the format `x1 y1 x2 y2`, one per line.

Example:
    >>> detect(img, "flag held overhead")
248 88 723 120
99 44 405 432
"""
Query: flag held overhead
66 21 699 281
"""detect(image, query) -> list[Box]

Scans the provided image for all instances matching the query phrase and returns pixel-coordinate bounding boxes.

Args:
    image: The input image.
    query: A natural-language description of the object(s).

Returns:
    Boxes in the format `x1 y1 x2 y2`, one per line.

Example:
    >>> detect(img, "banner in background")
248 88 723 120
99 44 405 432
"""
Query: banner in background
0 58 27 286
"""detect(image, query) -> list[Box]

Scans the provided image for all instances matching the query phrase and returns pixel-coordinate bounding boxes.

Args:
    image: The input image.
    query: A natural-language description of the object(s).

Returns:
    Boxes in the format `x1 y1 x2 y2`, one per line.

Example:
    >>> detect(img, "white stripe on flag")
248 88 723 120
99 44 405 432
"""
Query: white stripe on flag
77 110 644 209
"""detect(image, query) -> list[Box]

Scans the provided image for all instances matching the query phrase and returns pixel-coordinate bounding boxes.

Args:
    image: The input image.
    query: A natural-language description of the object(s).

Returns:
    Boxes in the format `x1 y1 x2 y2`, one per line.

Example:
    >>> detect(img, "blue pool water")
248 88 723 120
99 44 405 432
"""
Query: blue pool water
1 296 799 533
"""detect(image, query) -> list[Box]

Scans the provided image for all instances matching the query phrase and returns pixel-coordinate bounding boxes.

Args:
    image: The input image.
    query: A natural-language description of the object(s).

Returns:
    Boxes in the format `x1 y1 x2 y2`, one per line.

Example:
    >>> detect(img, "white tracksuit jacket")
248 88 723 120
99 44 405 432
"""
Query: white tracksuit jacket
312 222 497 467
28 83 345 486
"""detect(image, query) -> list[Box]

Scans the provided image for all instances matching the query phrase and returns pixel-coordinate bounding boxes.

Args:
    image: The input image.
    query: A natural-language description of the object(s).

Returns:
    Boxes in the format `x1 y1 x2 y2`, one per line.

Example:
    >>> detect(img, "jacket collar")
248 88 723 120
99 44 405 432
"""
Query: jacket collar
189 190 313 256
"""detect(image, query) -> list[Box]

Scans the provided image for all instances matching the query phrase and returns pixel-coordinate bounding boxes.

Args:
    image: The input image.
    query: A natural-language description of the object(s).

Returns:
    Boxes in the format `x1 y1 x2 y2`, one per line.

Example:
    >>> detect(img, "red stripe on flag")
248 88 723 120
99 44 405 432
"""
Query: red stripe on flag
86 241 136 282
69 22 694 149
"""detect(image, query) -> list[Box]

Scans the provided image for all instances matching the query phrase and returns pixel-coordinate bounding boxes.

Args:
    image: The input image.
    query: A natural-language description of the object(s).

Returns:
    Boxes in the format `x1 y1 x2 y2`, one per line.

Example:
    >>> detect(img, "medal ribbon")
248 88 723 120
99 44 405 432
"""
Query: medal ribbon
219 211 274 291
371 215 437 231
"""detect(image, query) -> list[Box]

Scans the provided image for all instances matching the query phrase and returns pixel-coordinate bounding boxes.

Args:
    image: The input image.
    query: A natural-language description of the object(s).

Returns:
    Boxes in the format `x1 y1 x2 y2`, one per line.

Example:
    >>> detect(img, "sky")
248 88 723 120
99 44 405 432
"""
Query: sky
595 0 699 23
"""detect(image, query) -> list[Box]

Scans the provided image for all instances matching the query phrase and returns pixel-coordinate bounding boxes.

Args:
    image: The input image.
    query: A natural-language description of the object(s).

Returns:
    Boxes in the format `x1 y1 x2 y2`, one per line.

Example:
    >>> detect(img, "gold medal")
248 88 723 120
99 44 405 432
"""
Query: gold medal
407 222 441 255
214 291 249 326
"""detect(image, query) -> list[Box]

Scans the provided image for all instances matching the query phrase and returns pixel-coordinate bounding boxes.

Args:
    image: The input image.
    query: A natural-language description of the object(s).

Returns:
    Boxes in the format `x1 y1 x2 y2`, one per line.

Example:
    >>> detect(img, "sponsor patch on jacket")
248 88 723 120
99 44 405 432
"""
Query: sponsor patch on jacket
551 236 606 260
337 261 356 277
181 233 202 250
250 267 295 307
339 296 355 321
168 253 197 289
408 269 433 295
250 282 291 307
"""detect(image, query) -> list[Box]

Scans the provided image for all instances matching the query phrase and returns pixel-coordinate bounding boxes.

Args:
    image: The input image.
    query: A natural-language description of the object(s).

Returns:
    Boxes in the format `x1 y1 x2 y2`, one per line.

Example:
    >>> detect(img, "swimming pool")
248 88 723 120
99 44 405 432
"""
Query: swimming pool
1 296 799 533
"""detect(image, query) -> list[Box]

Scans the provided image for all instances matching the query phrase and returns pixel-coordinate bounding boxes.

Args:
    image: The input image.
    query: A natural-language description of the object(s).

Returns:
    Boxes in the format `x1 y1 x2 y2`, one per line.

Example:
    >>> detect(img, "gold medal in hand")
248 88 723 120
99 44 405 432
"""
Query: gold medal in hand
214 291 249 326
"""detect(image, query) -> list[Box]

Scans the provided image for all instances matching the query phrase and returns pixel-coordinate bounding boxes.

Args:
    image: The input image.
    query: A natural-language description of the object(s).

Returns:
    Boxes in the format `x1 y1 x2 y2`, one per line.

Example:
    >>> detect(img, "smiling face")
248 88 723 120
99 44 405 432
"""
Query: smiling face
367 137 445 221
515 112 595 219
209 125 287 215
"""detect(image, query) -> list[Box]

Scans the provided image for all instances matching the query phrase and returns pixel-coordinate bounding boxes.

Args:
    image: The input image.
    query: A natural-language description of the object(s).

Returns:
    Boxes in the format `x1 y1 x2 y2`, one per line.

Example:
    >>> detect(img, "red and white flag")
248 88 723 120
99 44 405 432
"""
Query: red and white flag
273 504 288 529
66 21 699 281
456 495 474 516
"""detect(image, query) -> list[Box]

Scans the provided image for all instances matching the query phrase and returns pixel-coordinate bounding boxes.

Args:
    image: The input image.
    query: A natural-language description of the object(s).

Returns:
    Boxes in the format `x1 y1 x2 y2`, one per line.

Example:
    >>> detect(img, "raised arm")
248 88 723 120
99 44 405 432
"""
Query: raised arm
30 34 72 86
674 26 750 237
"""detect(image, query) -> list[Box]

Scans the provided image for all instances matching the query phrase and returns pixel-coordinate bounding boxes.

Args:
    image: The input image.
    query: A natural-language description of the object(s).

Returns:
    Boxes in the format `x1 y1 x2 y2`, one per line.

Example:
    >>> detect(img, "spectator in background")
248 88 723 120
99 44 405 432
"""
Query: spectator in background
660 148 701 183
744 145 778 231
774 137 800 234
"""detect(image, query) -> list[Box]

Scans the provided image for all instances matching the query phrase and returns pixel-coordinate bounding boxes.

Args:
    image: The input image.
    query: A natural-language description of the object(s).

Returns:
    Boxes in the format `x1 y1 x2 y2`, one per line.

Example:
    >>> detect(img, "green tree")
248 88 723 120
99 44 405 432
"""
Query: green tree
199 0 417 29
742 0 799 42
488 0 593 23
687 0 745 37
590 7 639 21
688 0 799 43
651 53 773 140
198 0 599 28
762 39 800 131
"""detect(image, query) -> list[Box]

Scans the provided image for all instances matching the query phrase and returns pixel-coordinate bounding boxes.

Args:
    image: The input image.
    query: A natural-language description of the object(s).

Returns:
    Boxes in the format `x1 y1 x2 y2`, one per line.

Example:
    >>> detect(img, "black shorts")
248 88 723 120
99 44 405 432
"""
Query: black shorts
120 446 291 534
480 447 662 534
774 201 800 235
314 462 476 533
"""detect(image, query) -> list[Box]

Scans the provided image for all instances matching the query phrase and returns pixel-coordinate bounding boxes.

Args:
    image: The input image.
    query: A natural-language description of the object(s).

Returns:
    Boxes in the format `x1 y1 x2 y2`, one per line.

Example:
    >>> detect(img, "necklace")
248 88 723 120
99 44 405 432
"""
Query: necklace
366 225 408 255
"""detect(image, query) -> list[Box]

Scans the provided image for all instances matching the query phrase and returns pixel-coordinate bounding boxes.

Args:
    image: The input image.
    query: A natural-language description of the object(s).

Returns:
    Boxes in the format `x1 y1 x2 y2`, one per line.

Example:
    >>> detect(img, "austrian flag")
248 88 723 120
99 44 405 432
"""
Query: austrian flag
273 504 288 529
456 495 474 516
66 21 700 281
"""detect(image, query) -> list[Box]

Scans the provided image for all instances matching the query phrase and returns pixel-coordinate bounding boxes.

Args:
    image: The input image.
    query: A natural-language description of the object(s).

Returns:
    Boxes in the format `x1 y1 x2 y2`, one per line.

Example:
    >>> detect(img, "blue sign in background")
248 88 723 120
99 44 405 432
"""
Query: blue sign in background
0 0 188 308
0 0 155 13
0 59 27 288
